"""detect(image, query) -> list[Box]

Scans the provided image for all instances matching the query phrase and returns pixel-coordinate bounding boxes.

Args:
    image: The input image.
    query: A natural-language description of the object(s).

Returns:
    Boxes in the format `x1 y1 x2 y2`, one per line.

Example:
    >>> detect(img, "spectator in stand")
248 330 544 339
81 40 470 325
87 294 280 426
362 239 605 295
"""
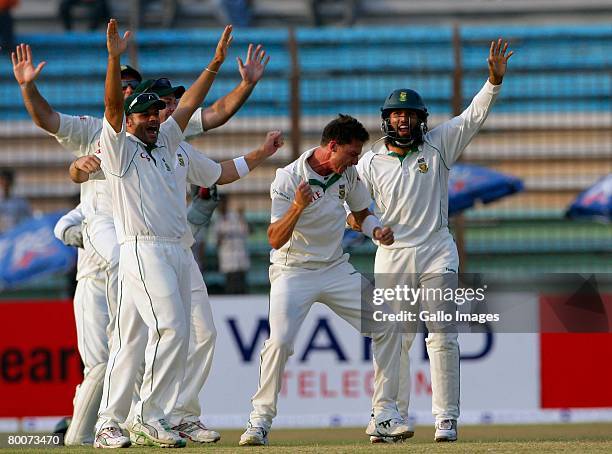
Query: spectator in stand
213 197 250 294
0 169 32 234
59 0 111 31
0 0 18 54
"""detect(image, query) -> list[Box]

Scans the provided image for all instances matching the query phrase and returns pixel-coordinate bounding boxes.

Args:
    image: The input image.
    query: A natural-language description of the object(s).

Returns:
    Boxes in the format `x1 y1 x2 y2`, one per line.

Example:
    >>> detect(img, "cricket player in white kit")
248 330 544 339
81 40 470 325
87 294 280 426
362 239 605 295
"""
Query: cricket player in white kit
12 34 269 445
11 45 145 446
88 19 233 448
239 115 412 446
70 74 278 448
351 39 514 442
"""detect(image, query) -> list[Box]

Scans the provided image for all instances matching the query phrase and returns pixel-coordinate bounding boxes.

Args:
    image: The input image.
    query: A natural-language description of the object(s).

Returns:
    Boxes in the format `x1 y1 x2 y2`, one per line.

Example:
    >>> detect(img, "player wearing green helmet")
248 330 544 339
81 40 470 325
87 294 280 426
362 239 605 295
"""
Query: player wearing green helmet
381 88 428 149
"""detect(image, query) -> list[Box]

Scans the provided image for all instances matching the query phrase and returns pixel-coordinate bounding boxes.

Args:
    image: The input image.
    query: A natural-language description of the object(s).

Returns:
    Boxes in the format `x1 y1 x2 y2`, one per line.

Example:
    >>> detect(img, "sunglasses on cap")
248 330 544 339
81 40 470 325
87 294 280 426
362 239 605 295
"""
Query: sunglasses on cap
128 92 162 109
122 79 140 90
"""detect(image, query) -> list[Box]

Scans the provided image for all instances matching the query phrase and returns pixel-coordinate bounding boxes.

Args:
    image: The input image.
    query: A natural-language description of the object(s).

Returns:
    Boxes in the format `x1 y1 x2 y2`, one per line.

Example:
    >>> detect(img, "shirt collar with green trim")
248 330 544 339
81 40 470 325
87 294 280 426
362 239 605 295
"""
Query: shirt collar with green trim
297 147 344 193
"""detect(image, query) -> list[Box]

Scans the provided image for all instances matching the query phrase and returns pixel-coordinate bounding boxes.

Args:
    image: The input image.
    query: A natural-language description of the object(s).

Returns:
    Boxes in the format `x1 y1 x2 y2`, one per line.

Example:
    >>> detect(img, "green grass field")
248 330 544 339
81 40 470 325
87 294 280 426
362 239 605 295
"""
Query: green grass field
3 424 612 453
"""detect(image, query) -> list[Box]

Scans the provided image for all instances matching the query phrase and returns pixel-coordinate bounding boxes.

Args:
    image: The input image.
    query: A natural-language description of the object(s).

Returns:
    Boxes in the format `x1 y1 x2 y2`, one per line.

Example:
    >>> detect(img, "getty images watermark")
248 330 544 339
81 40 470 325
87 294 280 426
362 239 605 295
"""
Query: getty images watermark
371 284 498 324
359 273 612 334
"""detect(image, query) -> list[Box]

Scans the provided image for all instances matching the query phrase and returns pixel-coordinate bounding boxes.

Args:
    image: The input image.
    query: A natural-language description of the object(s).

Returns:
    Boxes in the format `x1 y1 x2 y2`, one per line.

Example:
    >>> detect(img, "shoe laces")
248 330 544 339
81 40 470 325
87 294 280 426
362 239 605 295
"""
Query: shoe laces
437 419 453 430
100 426 122 437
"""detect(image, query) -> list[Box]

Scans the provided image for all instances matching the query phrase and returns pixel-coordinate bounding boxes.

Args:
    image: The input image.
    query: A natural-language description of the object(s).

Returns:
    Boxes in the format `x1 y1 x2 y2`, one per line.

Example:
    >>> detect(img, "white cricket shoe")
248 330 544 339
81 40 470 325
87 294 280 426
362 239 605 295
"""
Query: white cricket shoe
366 416 413 438
129 417 186 448
239 425 268 446
93 423 131 449
369 418 414 443
173 420 221 443
434 419 458 442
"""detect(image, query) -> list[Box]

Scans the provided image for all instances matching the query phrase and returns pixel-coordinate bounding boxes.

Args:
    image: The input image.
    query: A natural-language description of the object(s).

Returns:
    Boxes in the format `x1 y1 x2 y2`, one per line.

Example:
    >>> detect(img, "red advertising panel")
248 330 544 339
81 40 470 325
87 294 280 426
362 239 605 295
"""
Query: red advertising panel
540 294 612 408
0 300 82 417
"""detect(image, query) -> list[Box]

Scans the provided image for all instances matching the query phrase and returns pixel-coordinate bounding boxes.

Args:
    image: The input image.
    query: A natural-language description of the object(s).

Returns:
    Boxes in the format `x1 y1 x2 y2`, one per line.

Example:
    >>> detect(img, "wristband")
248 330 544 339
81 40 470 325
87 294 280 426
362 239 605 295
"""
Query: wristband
233 156 250 178
361 214 382 238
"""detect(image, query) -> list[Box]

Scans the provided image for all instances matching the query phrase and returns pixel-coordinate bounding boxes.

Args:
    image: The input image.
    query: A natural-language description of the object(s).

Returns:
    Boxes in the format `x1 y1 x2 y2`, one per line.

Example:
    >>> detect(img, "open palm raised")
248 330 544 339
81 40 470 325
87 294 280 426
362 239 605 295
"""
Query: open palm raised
12 44 46 86
488 38 514 85
106 19 131 58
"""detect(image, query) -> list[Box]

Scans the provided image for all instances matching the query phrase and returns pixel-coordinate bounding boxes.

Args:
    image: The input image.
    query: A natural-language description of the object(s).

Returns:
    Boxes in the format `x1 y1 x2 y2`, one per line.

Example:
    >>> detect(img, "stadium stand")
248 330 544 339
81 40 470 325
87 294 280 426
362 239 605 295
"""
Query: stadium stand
0 21 610 293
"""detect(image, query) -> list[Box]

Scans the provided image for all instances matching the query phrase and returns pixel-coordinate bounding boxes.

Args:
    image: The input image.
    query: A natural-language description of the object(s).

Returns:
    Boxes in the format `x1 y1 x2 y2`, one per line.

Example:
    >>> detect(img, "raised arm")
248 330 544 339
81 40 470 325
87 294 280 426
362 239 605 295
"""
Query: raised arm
217 131 283 184
202 43 270 131
105 19 131 132
431 38 514 166
12 44 60 133
488 37 514 86
172 25 233 132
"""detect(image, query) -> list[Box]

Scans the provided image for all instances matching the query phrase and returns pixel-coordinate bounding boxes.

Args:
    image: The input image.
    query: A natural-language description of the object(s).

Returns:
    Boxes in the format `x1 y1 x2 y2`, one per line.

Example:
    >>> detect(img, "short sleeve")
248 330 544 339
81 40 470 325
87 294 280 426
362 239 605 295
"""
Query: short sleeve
180 142 222 187
345 168 372 212
99 115 128 175
270 168 296 222
159 116 185 156
184 107 204 139
53 113 103 157
355 152 375 198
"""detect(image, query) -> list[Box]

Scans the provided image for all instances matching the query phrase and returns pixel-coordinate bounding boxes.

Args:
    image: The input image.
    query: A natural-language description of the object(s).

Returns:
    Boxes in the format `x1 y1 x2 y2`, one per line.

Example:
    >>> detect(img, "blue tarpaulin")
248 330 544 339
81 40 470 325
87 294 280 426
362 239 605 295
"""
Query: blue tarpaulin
448 164 524 216
566 174 612 222
0 211 77 290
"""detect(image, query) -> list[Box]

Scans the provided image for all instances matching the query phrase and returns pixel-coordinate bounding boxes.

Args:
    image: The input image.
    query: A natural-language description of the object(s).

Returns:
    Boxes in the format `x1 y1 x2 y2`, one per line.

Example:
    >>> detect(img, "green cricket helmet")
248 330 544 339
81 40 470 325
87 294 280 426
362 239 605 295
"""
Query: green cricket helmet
380 88 429 148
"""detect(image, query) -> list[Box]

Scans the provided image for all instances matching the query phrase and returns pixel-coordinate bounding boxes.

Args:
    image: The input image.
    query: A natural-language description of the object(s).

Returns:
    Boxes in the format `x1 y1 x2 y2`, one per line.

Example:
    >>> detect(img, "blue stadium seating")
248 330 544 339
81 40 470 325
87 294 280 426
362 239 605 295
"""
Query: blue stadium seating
0 24 610 120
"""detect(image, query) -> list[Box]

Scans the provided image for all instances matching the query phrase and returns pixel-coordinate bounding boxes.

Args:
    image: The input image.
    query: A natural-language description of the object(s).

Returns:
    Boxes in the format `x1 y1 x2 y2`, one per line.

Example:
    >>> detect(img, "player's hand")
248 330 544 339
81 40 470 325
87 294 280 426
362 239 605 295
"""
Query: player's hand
238 43 270 85
74 155 102 174
106 19 131 58
213 25 233 64
293 180 313 210
62 224 84 248
488 38 514 85
373 226 394 245
12 44 46 86
261 130 284 156
346 213 360 231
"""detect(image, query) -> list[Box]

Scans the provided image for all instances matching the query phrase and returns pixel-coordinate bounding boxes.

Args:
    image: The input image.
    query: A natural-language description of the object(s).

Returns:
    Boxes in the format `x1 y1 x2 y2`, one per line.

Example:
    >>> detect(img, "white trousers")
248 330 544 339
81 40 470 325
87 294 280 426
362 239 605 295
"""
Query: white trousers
167 254 217 426
249 259 402 431
82 215 120 340
73 277 110 373
98 238 191 425
374 230 460 422
66 276 110 445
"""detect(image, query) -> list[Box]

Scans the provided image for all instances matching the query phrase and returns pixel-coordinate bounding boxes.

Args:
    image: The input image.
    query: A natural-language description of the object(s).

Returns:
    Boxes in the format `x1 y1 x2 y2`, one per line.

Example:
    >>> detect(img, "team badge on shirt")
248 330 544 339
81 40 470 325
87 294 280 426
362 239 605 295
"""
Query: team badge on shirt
339 184 346 199
417 156 429 173
177 154 185 167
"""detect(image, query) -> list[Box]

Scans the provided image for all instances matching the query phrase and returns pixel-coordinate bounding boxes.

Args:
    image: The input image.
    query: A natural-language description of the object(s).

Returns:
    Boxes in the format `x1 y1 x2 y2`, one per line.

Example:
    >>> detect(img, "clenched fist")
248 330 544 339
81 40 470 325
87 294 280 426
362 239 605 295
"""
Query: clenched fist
373 226 394 246
262 130 284 156
293 180 313 210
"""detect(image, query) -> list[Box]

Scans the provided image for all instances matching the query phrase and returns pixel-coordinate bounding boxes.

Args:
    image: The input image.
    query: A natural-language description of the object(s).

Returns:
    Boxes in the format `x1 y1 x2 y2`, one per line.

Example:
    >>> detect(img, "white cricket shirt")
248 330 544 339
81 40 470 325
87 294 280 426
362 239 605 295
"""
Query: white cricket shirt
52 108 204 222
270 148 372 268
173 141 222 248
356 80 501 248
98 115 188 243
